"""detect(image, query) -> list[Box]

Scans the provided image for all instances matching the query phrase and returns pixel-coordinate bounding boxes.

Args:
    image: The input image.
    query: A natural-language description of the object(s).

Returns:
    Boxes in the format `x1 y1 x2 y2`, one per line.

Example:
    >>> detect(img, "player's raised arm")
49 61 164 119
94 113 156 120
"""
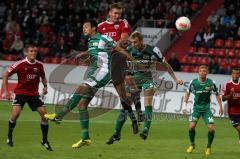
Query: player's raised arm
162 60 183 85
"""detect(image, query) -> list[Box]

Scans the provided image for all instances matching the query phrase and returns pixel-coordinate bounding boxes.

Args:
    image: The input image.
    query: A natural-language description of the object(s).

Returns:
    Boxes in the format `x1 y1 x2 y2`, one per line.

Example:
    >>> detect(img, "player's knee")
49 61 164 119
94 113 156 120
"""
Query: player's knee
41 120 48 125
208 126 215 132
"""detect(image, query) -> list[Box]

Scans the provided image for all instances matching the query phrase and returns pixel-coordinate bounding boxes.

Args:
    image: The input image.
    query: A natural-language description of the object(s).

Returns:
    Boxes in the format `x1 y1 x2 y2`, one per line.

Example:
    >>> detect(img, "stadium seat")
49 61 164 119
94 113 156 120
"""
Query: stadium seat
180 55 189 64
43 57 51 63
198 47 207 54
216 48 226 57
191 66 199 73
234 40 240 49
181 65 191 72
214 39 224 48
230 59 238 67
190 56 198 64
208 48 216 56
224 39 234 48
199 57 209 65
188 46 196 54
227 49 236 58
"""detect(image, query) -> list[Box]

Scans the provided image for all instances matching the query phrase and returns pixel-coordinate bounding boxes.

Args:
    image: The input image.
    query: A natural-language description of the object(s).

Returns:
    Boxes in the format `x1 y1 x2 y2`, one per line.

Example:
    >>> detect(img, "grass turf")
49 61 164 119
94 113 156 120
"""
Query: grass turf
0 101 239 159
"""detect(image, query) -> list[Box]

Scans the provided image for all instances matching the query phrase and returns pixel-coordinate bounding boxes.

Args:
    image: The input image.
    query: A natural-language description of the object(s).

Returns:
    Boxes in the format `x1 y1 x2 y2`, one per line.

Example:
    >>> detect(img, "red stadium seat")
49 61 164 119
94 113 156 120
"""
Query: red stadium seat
180 55 189 64
234 40 240 48
224 39 234 48
227 49 235 58
214 39 224 48
208 48 216 56
191 56 198 64
199 57 209 65
191 66 199 73
188 46 196 54
216 48 226 57
198 47 207 54
181 65 191 72
43 57 51 63
230 59 238 67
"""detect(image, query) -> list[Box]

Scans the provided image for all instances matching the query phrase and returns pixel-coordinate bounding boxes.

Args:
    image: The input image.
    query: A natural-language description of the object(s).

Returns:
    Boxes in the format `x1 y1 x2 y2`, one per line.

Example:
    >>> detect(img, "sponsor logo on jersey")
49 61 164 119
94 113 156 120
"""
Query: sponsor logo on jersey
26 74 37 80
104 32 116 37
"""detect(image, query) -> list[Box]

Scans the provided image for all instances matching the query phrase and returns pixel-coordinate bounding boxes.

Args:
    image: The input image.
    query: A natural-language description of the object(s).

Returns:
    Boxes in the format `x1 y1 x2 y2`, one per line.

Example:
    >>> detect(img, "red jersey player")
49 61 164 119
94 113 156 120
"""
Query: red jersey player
3 44 53 151
222 68 240 144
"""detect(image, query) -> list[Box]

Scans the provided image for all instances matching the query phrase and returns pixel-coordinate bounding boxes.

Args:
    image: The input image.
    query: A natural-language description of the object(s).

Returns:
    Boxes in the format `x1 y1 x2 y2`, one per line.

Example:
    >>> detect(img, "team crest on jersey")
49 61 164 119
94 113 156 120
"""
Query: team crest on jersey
33 68 38 72
114 25 119 29
103 27 106 30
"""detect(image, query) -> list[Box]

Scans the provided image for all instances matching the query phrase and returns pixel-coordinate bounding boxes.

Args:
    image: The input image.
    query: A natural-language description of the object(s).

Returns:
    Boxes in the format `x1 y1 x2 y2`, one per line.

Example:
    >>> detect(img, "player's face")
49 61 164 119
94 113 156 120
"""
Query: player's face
27 47 37 61
83 22 92 36
109 8 122 23
130 37 143 50
232 70 240 82
198 68 208 79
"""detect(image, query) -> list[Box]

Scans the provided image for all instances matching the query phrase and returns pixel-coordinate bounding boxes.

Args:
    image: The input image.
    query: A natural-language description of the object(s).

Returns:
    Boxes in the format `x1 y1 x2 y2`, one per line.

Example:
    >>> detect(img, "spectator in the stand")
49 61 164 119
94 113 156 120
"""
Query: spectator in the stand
55 36 69 57
209 58 219 74
216 4 226 16
10 35 24 54
0 2 7 18
203 28 214 48
193 28 204 48
207 11 219 24
168 52 181 71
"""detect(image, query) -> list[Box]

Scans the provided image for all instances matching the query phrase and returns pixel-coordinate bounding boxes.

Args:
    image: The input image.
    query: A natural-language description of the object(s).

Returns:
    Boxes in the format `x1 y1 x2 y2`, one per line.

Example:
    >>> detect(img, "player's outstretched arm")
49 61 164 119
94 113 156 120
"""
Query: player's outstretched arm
181 92 190 114
216 95 224 116
2 71 10 99
162 60 183 85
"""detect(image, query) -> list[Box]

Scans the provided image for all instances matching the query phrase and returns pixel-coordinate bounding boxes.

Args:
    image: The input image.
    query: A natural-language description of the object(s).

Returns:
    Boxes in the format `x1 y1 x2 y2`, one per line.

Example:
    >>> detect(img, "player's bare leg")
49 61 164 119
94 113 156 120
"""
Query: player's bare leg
7 106 22 147
140 88 154 140
234 125 240 144
205 124 215 155
37 106 53 151
187 122 197 153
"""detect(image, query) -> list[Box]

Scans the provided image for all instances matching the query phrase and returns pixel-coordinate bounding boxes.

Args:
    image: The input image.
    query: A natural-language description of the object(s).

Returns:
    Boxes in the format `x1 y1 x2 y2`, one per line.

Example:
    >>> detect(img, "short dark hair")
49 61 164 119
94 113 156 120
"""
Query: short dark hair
83 19 97 29
25 44 35 51
110 2 123 10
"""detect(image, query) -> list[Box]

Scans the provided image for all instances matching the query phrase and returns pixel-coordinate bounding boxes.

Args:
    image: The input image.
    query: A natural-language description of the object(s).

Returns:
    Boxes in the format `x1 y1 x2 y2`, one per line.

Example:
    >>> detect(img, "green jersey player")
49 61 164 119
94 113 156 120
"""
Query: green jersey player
44 19 138 148
182 65 224 155
106 31 183 144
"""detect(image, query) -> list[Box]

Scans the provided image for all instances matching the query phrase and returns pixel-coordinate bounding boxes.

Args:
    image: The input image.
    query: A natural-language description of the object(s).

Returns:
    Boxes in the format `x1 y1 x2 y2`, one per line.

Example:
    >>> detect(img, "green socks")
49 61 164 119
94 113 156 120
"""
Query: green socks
57 93 82 118
79 108 90 140
189 129 195 146
143 106 152 133
207 131 215 148
114 109 127 135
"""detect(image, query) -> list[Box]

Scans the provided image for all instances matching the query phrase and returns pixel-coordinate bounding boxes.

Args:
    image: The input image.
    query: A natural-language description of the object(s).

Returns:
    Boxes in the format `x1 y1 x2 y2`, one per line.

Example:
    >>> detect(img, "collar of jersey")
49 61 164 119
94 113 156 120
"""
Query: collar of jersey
231 80 240 85
25 57 36 65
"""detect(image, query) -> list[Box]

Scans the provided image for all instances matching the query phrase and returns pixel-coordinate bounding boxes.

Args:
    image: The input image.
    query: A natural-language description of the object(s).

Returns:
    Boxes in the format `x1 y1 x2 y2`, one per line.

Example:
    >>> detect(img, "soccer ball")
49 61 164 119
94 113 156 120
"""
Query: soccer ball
175 16 191 31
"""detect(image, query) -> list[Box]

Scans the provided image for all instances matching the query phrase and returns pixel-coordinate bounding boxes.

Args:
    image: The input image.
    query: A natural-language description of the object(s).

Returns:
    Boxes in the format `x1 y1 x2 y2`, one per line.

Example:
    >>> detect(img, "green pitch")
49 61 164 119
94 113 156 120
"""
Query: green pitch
0 101 239 159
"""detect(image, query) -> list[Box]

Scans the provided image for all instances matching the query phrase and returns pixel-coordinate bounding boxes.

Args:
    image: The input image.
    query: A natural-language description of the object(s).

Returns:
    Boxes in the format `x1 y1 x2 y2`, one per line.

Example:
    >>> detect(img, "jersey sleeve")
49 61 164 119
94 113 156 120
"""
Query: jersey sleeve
7 62 20 76
187 80 193 93
101 35 116 49
120 19 131 35
211 80 219 95
97 23 104 34
152 46 165 62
